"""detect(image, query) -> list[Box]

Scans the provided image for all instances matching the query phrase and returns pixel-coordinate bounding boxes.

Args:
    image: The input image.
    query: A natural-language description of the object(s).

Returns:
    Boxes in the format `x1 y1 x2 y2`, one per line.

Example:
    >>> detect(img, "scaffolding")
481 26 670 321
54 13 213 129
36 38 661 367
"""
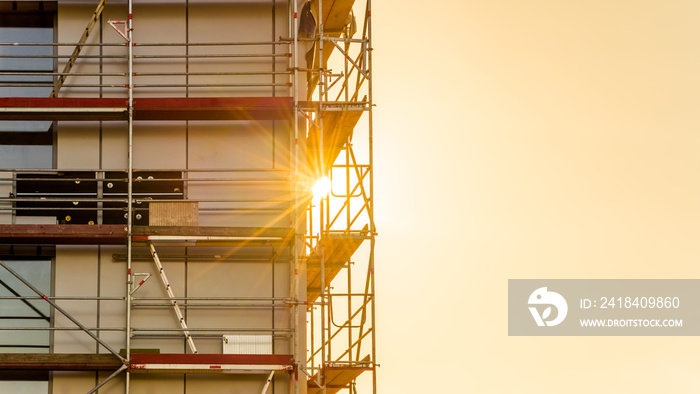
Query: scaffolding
301 0 376 393
0 0 375 393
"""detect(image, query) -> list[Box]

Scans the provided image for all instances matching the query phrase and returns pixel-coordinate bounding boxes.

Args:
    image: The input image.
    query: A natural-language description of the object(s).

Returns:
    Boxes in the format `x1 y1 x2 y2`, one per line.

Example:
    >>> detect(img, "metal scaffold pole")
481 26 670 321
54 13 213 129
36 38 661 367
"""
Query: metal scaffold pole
366 0 377 391
291 0 301 392
126 0 134 391
317 0 328 391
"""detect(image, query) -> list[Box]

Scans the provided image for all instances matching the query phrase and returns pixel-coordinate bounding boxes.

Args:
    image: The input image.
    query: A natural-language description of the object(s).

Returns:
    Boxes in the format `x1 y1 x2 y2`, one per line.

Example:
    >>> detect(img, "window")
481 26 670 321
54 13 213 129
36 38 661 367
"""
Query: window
0 1 56 170
0 260 51 353
0 259 51 391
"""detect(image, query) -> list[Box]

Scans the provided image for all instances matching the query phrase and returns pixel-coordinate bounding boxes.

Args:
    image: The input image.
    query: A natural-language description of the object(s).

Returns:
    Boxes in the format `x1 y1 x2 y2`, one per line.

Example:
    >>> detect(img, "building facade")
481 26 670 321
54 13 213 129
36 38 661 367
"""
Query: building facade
0 0 375 393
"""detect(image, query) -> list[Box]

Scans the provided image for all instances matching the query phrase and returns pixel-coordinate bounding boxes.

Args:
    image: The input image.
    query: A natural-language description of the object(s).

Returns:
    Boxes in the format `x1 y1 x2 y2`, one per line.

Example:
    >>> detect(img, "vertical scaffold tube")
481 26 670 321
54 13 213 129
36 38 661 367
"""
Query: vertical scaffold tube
366 1 377 392
318 0 330 389
291 0 300 393
125 0 134 392
316 0 328 390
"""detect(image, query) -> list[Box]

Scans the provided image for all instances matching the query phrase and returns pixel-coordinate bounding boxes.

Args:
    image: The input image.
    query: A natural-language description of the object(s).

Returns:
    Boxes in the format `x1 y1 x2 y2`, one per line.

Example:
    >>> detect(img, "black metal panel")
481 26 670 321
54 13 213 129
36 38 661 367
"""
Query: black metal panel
14 171 183 225
102 171 184 225
16 172 97 224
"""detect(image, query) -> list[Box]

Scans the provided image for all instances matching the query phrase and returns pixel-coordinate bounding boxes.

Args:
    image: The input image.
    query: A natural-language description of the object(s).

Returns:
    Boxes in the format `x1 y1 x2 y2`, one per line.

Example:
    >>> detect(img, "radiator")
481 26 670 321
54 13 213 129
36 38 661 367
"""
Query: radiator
223 334 272 354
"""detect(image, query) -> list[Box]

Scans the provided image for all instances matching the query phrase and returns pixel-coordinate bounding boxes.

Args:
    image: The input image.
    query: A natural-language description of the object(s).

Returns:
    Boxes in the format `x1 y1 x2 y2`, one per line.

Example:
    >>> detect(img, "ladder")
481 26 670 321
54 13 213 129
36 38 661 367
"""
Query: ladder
147 242 198 354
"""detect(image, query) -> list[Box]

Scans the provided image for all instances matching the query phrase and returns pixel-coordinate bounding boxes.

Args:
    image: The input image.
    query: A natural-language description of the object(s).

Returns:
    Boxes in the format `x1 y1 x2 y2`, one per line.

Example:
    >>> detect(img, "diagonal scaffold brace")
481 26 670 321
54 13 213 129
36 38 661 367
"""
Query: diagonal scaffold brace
87 364 128 394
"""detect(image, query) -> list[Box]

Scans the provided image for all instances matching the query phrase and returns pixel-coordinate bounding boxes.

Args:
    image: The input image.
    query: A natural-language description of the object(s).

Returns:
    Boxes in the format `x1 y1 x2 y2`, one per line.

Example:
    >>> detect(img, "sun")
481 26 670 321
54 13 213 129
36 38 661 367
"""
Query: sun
311 176 332 200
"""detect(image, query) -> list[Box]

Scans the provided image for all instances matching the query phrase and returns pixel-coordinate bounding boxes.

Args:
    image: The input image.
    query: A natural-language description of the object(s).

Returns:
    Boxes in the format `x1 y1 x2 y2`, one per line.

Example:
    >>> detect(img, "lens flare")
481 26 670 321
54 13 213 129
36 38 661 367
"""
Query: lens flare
312 176 332 200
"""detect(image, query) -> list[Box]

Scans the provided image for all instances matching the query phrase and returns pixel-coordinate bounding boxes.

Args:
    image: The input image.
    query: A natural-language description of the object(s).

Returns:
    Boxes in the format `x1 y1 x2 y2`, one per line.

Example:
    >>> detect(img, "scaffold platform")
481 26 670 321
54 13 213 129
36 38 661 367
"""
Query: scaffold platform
307 356 374 394
307 227 369 304
0 224 291 247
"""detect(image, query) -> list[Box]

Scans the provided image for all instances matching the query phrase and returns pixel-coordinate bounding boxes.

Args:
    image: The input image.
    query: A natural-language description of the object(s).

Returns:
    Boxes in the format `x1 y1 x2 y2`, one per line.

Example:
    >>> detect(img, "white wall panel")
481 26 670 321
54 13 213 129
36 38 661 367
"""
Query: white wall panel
133 121 187 169
53 371 99 394
57 122 100 169
131 374 183 394
187 261 273 354
98 246 127 353
188 2 273 98
132 3 186 98
54 246 98 353
94 373 125 394
101 122 128 169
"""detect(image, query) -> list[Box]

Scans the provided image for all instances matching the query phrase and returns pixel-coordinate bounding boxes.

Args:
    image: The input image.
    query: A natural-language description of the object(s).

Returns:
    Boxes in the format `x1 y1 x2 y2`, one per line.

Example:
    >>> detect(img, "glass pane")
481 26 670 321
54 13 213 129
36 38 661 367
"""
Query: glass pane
0 146 52 169
0 381 48 394
0 27 53 133
0 261 50 353
0 120 51 132
0 28 53 76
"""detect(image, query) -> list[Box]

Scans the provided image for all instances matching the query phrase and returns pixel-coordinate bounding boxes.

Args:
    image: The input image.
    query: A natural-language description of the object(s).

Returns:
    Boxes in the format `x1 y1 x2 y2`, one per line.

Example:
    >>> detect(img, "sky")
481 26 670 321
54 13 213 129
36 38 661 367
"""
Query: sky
371 1 700 392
